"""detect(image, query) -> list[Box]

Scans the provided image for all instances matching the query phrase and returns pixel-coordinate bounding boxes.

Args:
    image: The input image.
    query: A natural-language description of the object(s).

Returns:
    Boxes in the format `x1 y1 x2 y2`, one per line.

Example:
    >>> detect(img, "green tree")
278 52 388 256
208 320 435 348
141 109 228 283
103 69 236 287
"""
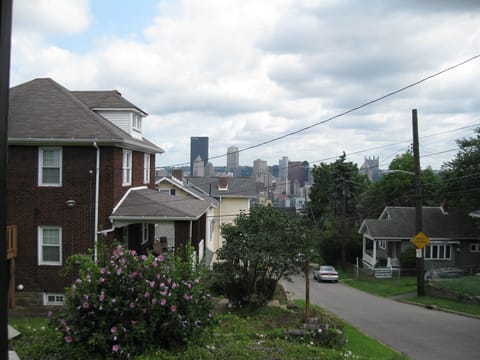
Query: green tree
440 127 480 211
309 153 368 270
217 206 308 308
362 151 440 217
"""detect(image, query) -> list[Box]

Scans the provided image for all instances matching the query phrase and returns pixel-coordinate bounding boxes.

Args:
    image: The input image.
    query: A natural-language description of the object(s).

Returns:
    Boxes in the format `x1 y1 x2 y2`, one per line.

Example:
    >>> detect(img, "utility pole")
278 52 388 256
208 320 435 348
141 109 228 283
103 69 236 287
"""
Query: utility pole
412 109 425 296
0 0 12 358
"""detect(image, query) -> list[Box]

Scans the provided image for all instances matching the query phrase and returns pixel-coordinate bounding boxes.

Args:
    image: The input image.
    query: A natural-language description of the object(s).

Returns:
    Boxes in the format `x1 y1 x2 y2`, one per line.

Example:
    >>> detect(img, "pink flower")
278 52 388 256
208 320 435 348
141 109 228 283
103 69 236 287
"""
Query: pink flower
75 278 82 284
157 255 164 262
129 301 136 308
116 268 122 275
100 267 106 274
149 281 155 288
82 302 89 309
194 278 200 284
152 261 158 268
111 326 117 334
99 277 105 283
112 344 119 353
171 305 177 312
141 255 147 261
144 291 150 298
151 298 157 305
160 298 166 306
64 336 72 344
47 310 53 317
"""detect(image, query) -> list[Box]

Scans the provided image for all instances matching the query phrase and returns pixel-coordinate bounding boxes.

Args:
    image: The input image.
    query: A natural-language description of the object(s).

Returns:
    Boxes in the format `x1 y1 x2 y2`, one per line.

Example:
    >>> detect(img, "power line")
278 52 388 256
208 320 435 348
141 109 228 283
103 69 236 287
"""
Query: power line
164 54 480 168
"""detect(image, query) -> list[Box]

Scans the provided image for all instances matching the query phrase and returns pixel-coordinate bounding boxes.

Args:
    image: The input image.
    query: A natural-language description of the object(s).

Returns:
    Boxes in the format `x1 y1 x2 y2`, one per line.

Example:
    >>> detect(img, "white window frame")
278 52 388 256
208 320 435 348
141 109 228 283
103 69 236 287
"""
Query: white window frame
132 113 142 132
379 240 387 250
144 153 151 183
38 226 62 266
424 243 452 260
38 147 62 186
142 224 149 244
470 243 480 253
122 149 132 186
43 293 65 306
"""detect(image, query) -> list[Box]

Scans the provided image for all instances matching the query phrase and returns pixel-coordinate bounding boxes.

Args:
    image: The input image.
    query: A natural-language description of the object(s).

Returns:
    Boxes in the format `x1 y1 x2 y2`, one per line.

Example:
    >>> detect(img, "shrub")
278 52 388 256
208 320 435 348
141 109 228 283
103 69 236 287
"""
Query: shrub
50 245 214 358
399 247 417 272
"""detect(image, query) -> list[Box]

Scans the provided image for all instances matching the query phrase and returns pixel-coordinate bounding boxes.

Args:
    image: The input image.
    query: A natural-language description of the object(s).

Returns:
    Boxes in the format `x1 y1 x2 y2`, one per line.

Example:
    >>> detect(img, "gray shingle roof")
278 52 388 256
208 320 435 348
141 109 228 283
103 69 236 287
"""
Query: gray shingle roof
111 188 212 221
186 176 257 198
360 206 478 239
8 78 163 153
71 90 147 115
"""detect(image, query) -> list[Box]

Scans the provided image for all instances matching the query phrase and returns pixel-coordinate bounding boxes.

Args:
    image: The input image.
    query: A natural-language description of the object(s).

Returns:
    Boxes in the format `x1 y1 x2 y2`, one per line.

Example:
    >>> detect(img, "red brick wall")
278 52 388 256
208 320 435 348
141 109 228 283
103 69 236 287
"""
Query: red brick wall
7 144 157 296
7 145 96 292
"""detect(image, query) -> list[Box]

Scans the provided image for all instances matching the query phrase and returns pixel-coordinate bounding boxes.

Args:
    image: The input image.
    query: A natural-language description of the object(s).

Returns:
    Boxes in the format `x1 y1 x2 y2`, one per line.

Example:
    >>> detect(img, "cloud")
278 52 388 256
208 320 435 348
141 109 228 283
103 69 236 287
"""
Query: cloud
13 0 92 35
10 0 480 171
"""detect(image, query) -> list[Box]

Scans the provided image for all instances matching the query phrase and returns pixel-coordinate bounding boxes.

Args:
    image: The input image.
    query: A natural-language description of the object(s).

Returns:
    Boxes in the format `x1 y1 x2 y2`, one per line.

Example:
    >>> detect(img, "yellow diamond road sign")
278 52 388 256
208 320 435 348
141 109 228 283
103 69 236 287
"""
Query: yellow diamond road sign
411 231 430 249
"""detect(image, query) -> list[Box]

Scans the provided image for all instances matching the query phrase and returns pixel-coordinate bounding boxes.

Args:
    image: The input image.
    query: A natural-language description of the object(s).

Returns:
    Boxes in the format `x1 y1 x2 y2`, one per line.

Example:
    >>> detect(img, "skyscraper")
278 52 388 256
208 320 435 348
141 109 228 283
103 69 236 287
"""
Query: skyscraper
226 145 239 173
190 137 209 175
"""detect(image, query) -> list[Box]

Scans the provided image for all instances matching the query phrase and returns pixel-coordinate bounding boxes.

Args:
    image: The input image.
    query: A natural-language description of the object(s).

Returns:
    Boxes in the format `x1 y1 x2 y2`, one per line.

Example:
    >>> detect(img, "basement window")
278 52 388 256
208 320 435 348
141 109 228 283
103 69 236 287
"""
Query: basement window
44 293 65 306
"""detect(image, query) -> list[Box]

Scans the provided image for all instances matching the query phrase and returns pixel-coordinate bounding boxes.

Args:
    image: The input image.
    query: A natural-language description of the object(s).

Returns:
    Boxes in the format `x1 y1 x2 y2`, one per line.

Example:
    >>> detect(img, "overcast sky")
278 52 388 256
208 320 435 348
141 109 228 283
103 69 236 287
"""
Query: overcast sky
10 0 480 170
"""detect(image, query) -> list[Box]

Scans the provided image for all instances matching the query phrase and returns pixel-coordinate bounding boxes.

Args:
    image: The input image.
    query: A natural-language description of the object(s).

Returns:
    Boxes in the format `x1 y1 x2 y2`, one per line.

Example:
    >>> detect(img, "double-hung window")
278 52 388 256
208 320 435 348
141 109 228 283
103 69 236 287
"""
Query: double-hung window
424 244 452 260
38 147 62 186
38 226 62 265
144 154 150 183
122 150 132 186
132 114 142 132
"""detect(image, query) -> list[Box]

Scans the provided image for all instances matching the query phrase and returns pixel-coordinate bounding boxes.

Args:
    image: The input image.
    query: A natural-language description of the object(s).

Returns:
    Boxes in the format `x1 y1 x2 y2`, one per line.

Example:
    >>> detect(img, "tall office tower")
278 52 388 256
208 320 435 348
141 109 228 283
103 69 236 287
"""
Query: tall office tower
226 146 239 173
190 137 209 175
253 159 272 187
279 156 288 180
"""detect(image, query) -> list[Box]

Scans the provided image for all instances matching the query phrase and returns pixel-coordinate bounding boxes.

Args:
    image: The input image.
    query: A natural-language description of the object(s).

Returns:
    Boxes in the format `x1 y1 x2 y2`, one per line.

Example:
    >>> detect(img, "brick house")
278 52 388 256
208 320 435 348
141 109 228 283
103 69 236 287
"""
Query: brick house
7 78 164 306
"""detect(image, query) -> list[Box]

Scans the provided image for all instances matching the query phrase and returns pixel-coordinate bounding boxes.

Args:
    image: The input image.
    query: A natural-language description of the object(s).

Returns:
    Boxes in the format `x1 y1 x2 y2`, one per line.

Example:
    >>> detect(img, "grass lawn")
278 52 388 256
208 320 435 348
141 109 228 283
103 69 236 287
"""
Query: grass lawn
339 269 480 317
341 274 417 297
9 301 407 359
405 296 480 317
429 276 480 296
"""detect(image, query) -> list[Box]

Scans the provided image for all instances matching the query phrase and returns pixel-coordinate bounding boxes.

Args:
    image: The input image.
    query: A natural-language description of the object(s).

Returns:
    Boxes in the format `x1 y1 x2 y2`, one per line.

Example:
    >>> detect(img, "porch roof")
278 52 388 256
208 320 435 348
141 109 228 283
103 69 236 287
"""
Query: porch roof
110 187 212 224
359 206 478 240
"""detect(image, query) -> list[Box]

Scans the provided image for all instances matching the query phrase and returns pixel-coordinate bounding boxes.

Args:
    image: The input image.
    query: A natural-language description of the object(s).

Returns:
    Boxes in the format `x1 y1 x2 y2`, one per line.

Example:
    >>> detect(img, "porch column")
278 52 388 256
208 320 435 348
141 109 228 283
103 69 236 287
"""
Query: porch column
362 235 366 260
372 240 377 266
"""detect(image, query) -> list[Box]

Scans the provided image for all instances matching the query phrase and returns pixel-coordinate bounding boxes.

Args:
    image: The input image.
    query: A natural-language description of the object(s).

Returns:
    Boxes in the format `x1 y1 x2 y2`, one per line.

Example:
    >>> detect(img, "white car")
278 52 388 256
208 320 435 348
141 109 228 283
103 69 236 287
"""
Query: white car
313 265 339 282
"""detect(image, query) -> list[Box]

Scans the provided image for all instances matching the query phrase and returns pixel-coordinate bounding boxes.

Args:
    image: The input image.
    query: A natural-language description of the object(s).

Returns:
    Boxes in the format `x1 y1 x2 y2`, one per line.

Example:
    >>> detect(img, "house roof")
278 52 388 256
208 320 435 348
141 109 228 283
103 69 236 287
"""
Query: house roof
359 206 478 240
155 176 219 206
110 187 213 223
8 78 163 154
71 90 147 115
186 176 257 198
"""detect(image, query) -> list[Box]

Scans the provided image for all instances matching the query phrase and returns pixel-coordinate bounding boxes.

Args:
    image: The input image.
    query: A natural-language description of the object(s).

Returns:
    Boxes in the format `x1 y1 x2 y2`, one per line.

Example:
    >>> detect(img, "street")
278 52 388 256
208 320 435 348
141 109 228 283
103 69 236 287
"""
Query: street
282 275 480 360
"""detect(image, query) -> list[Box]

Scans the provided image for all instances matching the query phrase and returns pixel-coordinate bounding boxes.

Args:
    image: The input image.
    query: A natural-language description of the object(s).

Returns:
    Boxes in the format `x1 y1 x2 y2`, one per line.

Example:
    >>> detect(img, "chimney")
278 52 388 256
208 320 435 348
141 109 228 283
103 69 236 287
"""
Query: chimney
172 168 183 180
218 177 228 190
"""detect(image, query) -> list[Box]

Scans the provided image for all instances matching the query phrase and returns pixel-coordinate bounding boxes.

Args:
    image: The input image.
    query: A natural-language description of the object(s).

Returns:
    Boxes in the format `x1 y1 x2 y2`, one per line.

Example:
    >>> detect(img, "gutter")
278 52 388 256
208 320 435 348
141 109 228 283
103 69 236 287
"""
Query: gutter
93 142 100 261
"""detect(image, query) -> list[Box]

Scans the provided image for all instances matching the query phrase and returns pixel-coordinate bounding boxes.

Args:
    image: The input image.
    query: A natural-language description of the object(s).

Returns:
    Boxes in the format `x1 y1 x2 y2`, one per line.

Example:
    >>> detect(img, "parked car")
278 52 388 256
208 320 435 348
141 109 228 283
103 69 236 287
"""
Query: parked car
313 265 339 282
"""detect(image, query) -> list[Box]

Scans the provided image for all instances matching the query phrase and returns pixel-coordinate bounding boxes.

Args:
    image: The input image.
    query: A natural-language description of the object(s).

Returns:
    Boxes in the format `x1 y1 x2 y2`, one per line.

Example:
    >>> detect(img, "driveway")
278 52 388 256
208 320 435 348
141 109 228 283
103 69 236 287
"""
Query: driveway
282 275 480 360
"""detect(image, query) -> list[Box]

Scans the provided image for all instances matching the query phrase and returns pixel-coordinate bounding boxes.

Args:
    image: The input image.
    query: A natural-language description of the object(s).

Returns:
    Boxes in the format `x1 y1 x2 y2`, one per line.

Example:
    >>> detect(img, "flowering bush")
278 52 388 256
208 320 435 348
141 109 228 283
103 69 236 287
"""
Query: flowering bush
51 244 214 358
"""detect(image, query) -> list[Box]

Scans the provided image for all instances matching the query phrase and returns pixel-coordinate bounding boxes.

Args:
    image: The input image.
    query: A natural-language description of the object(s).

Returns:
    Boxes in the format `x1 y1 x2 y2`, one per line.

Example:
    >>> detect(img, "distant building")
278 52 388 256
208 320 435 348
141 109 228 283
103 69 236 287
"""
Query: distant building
359 156 380 182
253 159 272 187
192 155 205 176
227 146 239 171
288 160 309 196
279 156 288 180
190 137 208 175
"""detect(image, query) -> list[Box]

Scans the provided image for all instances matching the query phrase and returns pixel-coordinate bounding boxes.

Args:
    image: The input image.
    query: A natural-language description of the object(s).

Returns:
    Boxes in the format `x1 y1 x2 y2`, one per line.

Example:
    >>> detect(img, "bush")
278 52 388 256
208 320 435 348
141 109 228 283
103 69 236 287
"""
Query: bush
399 247 417 272
50 245 214 358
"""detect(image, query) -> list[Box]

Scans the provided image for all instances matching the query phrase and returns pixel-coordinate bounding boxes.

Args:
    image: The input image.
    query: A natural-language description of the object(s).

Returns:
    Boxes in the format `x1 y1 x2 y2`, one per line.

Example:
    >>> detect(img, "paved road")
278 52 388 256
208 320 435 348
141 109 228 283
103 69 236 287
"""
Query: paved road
282 275 480 360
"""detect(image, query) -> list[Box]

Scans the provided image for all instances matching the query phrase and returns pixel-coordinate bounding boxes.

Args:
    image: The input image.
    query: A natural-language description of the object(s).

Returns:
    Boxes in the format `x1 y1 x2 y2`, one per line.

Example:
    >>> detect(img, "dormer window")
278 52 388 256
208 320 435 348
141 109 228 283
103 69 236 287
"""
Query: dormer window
132 113 142 132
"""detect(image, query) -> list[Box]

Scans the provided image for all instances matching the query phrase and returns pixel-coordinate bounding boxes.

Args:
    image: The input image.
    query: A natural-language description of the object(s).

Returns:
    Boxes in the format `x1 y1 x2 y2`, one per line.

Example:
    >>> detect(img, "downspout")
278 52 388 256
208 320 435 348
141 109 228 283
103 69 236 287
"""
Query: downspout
93 142 100 261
